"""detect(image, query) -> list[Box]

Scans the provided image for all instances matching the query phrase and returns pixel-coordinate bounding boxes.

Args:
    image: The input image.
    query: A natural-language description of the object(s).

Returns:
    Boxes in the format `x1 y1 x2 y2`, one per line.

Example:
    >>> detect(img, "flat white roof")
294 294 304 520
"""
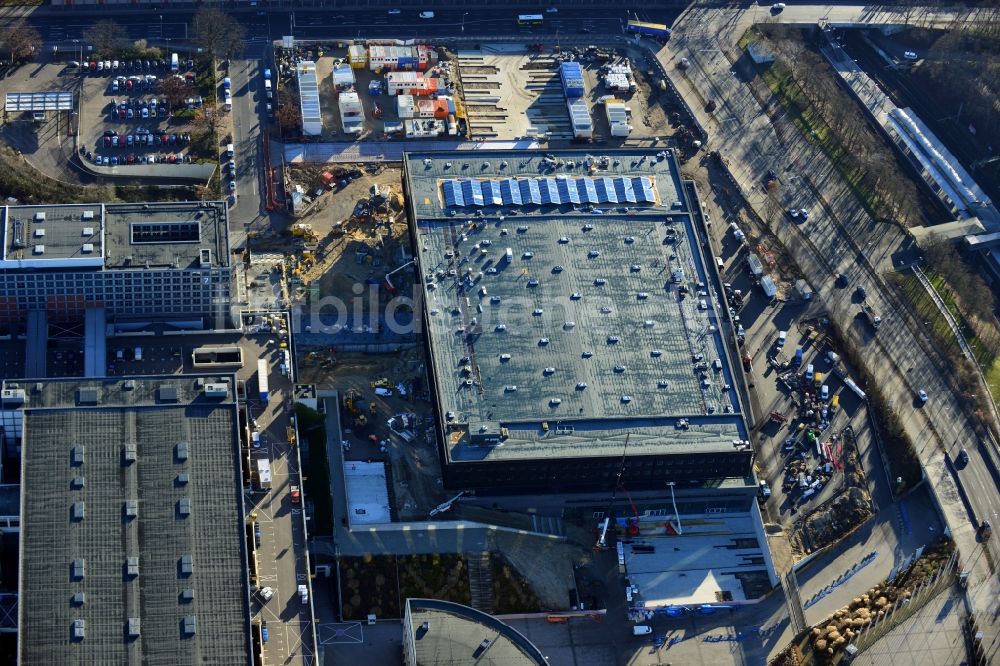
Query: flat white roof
344 461 391 525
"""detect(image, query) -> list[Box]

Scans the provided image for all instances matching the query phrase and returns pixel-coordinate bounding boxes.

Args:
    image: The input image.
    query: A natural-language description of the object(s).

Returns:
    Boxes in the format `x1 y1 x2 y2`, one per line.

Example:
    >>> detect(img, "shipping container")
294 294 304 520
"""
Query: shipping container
257 358 269 403
760 275 777 299
567 98 593 138
560 62 585 98
256 458 272 490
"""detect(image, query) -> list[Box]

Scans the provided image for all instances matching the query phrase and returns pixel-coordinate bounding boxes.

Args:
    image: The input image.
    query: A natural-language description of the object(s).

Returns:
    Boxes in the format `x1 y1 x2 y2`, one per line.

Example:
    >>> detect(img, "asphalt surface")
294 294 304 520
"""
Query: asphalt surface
661 2 998 656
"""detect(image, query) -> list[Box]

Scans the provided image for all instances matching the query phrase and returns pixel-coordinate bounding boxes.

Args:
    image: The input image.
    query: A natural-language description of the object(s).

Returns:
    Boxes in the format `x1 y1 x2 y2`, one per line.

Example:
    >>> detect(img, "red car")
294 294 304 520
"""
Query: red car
126 153 135 164
103 136 111 147
161 134 169 145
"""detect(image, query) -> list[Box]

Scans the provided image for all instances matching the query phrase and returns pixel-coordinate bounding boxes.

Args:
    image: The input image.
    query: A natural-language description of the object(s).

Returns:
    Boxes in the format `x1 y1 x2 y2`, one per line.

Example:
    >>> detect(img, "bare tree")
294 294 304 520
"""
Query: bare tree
192 106 221 138
192 8 246 60
0 22 40 64
84 20 128 57
277 104 302 133
158 76 196 109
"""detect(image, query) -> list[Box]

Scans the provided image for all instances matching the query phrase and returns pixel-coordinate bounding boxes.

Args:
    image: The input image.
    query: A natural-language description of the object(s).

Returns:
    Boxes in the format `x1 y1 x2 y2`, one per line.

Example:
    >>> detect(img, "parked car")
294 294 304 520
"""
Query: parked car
904 50 918 60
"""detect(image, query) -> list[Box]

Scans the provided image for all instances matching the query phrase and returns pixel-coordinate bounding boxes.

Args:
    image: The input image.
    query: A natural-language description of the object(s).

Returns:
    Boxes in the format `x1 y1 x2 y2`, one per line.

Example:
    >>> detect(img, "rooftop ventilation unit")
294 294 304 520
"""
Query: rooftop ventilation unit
204 383 229 398
126 556 139 578
33 228 45 237
0 388 25 404
81 243 94 253
72 619 85 641
71 558 85 580
71 445 85 466
32 244 45 254
182 615 196 636
82 210 94 220
177 497 191 517
175 441 189 462
127 618 141 638
34 212 45 222
122 444 137 464
71 501 85 521
199 248 212 268
82 227 93 236
77 387 98 404
179 554 193 577
71 592 86 606
158 385 178 402
71 476 85 489
181 588 195 603
124 500 138 519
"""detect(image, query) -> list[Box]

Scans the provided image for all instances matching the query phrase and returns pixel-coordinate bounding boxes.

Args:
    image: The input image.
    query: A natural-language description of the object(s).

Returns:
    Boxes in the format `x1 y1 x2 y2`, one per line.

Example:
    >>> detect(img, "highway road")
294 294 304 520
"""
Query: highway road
661 0 998 645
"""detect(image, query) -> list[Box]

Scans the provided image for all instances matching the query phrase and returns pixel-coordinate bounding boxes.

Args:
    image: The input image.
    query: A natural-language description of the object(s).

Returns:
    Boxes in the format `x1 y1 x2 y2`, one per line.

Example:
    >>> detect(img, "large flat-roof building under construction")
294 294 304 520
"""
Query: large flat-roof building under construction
404 150 753 494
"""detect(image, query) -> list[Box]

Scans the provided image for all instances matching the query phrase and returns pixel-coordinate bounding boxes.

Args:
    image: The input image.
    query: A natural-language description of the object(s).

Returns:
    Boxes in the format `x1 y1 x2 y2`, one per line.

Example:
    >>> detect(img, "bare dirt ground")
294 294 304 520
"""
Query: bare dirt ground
299 350 445 521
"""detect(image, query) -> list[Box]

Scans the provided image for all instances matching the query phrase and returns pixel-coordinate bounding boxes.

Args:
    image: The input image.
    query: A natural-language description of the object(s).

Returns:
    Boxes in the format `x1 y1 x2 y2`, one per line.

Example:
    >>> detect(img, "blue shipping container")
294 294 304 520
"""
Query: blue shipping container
560 62 585 99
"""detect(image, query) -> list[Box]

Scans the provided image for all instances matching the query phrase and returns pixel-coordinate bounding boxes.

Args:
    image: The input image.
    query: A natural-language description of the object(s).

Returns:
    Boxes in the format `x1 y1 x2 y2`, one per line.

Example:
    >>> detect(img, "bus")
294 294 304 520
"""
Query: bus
517 14 544 25
626 20 672 39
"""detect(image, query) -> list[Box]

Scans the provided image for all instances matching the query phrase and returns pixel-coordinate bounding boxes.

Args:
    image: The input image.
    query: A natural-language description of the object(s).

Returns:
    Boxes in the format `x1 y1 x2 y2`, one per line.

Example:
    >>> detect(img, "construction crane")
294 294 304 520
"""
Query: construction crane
383 260 415 293
595 433 631 551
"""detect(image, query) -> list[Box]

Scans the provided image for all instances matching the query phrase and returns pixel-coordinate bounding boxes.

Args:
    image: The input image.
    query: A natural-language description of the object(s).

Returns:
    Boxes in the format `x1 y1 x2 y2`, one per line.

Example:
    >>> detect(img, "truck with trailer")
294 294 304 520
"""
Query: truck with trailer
256 458 272 491
626 20 672 39
257 358 269 403
860 301 882 330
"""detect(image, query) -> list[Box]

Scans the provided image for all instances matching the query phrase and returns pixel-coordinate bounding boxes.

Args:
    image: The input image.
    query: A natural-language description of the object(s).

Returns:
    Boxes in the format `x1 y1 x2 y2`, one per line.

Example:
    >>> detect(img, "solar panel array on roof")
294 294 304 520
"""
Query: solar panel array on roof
440 177 657 208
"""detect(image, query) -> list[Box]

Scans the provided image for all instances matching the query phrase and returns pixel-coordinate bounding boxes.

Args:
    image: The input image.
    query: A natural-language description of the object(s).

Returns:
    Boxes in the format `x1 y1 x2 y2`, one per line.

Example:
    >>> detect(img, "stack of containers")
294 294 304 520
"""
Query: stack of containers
560 61 585 98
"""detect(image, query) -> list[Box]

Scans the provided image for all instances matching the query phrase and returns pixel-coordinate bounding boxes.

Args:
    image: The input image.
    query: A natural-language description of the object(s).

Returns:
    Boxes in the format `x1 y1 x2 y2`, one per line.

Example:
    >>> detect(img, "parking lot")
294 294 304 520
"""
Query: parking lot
75 54 213 168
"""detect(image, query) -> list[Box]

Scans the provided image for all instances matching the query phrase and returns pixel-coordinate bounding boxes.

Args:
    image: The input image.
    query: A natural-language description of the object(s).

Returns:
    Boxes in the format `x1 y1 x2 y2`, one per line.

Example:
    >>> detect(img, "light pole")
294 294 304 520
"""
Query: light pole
462 12 469 34
666 481 682 535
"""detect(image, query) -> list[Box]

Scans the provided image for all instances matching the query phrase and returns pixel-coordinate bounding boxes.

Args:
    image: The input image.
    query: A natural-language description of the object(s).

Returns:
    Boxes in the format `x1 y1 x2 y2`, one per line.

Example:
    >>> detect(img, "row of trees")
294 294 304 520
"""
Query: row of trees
85 10 246 60
761 26 927 228
1 9 247 66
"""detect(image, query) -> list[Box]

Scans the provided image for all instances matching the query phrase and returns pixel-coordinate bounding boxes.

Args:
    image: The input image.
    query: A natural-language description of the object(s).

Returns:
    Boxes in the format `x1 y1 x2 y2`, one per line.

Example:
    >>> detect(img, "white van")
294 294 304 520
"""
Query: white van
820 385 829 401
805 363 814 382
170 53 179 73
264 78 272 99
226 143 235 158
715 256 724 271
251 431 261 448
777 330 787 347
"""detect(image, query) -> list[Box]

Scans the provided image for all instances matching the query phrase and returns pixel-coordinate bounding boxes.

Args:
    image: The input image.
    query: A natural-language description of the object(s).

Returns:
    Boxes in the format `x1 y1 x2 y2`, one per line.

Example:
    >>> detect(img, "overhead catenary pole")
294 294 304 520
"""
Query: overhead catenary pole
667 480 682 535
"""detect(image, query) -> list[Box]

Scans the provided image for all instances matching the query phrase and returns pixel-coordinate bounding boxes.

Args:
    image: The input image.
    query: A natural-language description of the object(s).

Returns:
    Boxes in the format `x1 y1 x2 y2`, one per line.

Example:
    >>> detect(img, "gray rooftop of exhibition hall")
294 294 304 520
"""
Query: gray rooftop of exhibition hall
1 201 230 269
406 150 745 459
15 376 251 666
